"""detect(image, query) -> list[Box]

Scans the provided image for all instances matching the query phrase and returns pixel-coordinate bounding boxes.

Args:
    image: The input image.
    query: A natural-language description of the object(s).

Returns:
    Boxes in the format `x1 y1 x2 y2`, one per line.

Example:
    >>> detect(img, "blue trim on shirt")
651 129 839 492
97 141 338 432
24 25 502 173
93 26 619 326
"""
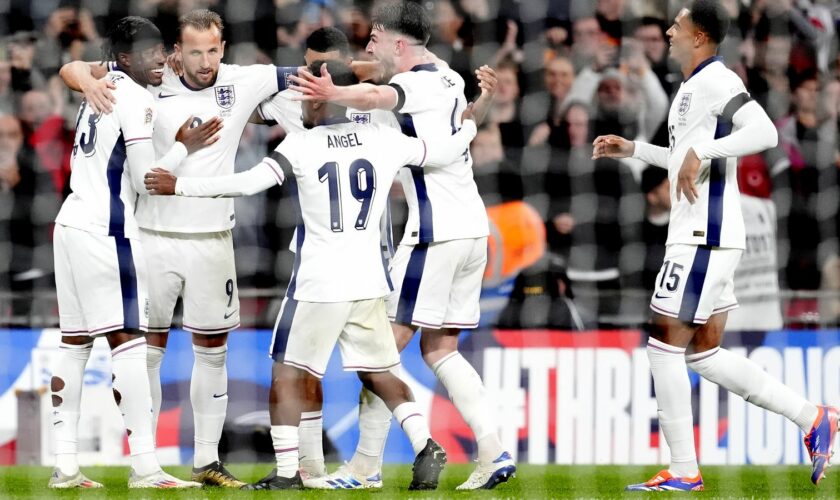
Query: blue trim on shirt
179 75 211 91
115 236 139 330
106 133 127 237
270 297 298 361
678 246 711 323
286 178 304 299
685 56 722 82
316 116 352 127
410 63 438 72
395 243 429 325
409 166 434 242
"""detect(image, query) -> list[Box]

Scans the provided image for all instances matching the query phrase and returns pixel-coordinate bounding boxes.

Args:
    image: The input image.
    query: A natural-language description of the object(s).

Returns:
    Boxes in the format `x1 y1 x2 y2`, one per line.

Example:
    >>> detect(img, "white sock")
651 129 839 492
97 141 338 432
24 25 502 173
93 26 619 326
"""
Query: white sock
111 338 159 476
647 337 698 478
349 387 391 476
432 352 503 463
191 344 228 468
146 345 165 444
299 411 325 476
392 402 430 455
52 342 92 475
686 347 819 433
271 425 299 478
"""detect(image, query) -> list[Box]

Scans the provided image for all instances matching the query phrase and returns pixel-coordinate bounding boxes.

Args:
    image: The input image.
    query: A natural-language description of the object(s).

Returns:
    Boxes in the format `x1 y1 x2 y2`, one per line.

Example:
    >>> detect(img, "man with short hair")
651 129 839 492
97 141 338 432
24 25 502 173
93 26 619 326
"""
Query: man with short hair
59 9 299 487
593 0 837 490
145 58 481 491
291 1 514 490
50 16 218 489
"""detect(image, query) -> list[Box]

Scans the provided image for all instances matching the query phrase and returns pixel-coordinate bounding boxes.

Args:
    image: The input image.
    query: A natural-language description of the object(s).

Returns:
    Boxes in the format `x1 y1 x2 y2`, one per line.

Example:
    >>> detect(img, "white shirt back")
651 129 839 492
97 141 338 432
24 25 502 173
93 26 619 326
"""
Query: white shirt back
270 120 427 302
56 70 154 239
389 64 489 244
665 57 748 249
136 63 286 232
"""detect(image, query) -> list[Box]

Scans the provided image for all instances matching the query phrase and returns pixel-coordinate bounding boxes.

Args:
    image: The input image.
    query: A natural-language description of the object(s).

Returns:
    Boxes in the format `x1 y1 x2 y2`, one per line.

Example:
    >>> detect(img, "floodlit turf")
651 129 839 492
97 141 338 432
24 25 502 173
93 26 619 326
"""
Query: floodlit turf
1 464 839 498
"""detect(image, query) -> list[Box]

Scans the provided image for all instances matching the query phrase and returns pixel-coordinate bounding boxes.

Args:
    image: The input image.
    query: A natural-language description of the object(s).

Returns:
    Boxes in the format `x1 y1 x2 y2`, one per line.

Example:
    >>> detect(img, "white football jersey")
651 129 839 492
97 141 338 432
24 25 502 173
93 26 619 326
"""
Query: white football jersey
389 64 489 244
268 119 429 302
258 90 400 255
665 57 749 249
56 70 154 239
258 89 399 133
135 63 292 232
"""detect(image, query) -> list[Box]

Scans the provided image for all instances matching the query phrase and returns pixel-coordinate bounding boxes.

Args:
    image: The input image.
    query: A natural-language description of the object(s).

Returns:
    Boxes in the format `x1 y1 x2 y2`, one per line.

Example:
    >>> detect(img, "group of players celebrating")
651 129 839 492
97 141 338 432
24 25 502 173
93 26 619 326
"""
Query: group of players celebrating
49 1 514 491
47 0 838 493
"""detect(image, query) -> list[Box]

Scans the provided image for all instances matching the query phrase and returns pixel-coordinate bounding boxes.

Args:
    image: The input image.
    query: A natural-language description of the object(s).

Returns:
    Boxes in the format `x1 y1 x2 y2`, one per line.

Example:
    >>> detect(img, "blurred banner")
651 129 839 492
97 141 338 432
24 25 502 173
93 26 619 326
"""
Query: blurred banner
1 328 838 466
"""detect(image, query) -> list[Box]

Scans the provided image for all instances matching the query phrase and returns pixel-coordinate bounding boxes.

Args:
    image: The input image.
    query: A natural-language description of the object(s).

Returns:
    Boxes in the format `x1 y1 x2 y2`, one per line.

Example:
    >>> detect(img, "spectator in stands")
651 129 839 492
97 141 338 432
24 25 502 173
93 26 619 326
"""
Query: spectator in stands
774 71 837 296
18 89 72 196
527 56 575 145
0 114 37 323
570 17 603 71
633 17 676 96
33 5 100 78
639 166 670 291
495 254 591 330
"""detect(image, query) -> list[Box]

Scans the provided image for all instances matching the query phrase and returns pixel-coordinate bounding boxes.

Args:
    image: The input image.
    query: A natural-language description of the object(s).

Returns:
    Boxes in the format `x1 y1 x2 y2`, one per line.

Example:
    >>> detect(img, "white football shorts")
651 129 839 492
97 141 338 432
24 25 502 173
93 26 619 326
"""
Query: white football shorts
54 224 149 336
386 237 487 330
268 297 400 378
649 244 742 325
140 228 239 335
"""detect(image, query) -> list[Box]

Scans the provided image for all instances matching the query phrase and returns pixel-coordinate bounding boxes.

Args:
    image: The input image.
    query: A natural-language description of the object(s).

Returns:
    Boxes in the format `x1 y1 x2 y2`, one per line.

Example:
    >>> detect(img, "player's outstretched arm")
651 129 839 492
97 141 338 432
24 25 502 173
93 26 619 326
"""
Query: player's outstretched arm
145 161 279 198
591 135 635 159
59 60 114 114
423 119 478 167
289 64 398 111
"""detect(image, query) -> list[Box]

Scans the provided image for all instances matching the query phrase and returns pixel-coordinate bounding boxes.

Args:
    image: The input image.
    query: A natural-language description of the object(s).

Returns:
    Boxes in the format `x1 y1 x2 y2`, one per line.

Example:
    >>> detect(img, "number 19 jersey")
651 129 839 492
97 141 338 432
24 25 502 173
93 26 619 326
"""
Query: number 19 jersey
269 119 428 302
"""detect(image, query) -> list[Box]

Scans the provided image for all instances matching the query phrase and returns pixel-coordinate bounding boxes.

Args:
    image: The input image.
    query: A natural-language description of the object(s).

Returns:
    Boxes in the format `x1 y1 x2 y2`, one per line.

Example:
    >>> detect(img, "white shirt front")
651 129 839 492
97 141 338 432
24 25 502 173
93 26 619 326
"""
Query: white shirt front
270 120 428 302
135 63 289 233
56 70 154 239
389 64 489 244
664 57 748 249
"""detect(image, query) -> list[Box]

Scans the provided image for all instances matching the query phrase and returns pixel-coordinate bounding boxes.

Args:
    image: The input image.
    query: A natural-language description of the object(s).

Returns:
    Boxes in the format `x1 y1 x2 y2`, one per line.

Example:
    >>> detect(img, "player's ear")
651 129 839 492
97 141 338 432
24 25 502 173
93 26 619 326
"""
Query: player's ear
117 52 132 70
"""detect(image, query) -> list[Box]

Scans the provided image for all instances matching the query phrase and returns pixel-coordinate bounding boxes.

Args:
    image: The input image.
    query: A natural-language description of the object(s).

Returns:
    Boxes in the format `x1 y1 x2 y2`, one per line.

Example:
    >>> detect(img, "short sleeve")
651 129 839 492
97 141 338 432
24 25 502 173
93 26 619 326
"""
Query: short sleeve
258 92 306 133
244 64 299 101
388 72 438 115
706 71 750 119
382 126 427 168
118 86 155 147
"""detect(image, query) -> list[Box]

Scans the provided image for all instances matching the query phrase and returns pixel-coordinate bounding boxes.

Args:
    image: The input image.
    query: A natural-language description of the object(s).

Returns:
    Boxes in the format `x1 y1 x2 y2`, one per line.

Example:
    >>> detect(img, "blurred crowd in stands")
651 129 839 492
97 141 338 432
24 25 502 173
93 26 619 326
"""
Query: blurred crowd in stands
2 0 840 328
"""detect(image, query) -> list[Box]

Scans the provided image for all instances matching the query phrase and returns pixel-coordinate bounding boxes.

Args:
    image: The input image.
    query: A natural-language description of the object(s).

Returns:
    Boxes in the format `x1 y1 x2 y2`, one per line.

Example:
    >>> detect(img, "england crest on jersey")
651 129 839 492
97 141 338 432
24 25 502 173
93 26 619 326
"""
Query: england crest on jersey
350 112 371 124
215 85 235 109
678 93 692 116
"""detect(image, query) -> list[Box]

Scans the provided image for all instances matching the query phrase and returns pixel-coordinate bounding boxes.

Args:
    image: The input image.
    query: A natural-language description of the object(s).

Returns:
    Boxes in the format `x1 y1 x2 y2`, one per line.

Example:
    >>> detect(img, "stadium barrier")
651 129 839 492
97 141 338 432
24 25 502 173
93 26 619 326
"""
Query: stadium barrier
1 327 837 467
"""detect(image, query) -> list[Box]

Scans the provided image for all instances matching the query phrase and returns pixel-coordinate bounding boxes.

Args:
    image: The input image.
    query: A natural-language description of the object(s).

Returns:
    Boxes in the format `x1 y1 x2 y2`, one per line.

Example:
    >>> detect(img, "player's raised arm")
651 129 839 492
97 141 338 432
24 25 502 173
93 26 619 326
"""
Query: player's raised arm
59 60 115 114
289 63 398 111
463 65 497 127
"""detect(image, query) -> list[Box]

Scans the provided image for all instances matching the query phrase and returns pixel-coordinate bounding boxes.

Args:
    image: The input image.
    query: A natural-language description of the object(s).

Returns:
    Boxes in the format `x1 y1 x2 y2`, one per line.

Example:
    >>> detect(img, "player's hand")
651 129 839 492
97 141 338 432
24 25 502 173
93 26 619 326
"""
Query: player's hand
591 134 634 159
80 78 116 114
144 168 176 195
476 65 497 99
175 116 223 154
288 63 336 101
676 147 701 204
166 52 183 76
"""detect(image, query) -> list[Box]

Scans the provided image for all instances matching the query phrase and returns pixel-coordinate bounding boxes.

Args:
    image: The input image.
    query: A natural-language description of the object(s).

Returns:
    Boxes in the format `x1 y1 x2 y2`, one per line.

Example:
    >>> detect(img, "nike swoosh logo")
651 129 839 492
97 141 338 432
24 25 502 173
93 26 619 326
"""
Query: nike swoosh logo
53 420 63 426
213 393 227 398
654 292 670 299
224 309 238 319
158 92 176 99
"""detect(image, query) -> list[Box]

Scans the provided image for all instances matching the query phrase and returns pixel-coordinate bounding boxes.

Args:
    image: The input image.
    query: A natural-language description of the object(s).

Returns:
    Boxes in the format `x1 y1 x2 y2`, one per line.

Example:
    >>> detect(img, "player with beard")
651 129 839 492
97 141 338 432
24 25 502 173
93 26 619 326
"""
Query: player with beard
50 16 219 489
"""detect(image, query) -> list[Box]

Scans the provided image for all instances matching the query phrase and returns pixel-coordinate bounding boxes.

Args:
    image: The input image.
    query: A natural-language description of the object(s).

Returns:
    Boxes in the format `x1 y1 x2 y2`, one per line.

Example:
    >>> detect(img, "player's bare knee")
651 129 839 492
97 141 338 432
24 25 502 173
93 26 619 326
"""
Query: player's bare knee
51 376 65 407
193 331 227 347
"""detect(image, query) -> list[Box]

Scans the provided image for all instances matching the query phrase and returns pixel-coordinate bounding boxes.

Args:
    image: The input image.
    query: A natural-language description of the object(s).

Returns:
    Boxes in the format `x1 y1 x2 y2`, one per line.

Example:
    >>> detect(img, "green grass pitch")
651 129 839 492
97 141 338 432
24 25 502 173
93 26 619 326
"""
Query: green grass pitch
1 464 839 498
